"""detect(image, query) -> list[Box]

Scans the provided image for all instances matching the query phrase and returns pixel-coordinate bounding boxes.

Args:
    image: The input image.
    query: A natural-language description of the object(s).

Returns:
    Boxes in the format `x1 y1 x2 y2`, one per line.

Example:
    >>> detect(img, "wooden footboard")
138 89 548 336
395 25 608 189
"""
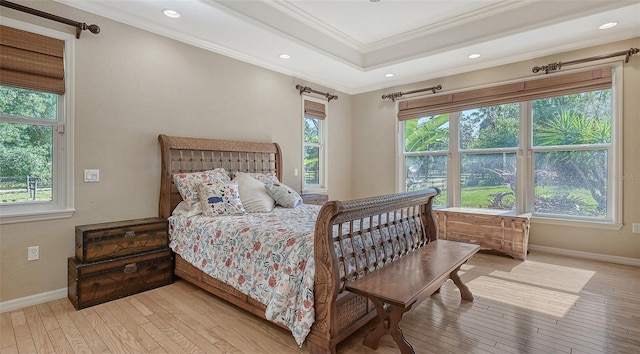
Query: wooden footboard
307 188 439 353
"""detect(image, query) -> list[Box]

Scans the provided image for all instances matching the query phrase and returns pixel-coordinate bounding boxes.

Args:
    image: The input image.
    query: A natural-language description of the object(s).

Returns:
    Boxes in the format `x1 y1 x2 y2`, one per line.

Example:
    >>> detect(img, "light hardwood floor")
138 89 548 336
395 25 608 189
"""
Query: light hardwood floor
2 251 639 354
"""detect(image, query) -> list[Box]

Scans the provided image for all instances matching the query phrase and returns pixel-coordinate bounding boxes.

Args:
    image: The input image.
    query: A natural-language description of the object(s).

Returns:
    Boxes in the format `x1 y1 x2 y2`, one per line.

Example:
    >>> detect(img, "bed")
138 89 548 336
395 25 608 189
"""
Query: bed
158 134 440 353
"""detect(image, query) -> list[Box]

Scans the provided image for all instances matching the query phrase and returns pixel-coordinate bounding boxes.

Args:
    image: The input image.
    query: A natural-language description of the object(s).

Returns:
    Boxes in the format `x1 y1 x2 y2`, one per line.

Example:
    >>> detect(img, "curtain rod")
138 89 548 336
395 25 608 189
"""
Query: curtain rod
382 85 442 102
532 47 639 74
295 84 338 101
1 0 100 39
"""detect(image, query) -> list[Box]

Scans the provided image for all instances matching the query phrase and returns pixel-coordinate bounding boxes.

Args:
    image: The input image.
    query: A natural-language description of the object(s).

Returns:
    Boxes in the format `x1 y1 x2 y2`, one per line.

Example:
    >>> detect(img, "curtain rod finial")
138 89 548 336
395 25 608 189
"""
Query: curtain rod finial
87 24 100 34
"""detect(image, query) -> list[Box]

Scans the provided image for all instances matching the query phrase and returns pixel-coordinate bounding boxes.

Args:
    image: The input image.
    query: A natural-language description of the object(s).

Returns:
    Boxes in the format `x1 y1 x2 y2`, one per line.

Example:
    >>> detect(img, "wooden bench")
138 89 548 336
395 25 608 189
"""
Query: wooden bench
345 240 480 354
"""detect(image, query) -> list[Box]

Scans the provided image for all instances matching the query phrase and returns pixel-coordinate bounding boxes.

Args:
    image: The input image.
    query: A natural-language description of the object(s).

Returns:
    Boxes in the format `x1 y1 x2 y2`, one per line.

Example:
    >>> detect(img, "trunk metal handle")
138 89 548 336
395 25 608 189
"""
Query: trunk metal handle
124 263 138 274
124 231 136 237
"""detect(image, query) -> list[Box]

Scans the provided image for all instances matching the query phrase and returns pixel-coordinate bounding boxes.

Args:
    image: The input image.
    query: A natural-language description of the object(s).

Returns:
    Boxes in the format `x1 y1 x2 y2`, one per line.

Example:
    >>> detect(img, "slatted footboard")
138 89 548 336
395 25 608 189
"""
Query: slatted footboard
307 188 440 353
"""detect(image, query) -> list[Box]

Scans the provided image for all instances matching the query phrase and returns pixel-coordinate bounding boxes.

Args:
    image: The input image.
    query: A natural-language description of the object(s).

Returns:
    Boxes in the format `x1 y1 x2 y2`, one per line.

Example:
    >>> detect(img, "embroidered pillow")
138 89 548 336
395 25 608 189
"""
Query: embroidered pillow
198 181 246 216
234 172 275 213
265 182 303 208
173 168 230 205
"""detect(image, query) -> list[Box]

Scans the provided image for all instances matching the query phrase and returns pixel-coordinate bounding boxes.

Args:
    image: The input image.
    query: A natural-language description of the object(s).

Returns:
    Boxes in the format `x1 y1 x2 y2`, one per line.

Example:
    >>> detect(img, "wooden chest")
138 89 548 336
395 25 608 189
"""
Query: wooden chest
434 208 531 260
68 248 173 310
301 193 328 205
75 217 168 263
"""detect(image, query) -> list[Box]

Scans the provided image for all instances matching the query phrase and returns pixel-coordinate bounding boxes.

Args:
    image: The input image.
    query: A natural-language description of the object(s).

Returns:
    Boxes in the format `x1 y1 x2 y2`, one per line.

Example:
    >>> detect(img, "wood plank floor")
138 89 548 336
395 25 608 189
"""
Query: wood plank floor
2 251 639 354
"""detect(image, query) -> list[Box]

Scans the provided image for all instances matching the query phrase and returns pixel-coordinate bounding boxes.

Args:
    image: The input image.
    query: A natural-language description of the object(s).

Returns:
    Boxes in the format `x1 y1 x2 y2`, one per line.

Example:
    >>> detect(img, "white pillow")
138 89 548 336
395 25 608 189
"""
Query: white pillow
234 172 275 213
265 182 302 208
198 181 246 216
171 200 202 218
245 172 279 184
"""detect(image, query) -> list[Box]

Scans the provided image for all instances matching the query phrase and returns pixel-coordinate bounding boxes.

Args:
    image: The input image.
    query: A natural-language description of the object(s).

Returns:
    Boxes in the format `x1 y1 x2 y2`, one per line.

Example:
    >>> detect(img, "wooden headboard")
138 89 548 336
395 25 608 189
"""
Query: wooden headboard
158 134 282 218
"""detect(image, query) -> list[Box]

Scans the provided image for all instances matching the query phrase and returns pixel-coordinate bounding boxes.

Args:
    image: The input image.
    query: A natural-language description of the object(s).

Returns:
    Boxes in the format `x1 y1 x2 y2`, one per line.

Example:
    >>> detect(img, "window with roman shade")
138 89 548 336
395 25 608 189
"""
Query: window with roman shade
399 66 620 226
302 97 327 193
0 20 74 224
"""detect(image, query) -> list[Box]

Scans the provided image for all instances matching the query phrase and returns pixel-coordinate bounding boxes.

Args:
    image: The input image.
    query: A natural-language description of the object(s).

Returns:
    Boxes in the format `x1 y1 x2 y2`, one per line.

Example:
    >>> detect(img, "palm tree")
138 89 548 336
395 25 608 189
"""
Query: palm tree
534 110 610 214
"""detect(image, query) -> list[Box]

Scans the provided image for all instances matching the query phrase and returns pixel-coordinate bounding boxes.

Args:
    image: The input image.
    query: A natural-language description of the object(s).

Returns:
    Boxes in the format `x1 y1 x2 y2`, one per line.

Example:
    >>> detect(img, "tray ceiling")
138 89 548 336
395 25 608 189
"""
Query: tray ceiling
56 0 640 94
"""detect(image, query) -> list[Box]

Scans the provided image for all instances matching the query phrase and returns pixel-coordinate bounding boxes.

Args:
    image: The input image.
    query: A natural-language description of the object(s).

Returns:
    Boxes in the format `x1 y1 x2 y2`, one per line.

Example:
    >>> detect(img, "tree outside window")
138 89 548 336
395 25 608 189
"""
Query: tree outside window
402 87 614 220
0 86 57 204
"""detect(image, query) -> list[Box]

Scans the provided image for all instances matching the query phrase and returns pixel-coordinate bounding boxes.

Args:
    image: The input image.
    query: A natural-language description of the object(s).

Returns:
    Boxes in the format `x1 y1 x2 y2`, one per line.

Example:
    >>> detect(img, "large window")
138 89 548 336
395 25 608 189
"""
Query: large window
0 21 74 223
400 66 620 225
302 97 327 192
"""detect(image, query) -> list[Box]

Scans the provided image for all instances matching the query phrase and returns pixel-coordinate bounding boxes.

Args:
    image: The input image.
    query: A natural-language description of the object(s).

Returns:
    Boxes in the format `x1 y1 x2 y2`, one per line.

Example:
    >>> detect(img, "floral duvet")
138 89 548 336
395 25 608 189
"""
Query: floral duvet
168 204 321 346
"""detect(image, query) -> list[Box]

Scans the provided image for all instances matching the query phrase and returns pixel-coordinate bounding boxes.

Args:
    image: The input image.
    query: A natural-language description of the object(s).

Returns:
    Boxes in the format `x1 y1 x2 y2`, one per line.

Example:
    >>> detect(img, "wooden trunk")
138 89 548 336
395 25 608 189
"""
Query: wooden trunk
75 217 168 263
301 193 329 206
434 208 531 260
67 249 174 310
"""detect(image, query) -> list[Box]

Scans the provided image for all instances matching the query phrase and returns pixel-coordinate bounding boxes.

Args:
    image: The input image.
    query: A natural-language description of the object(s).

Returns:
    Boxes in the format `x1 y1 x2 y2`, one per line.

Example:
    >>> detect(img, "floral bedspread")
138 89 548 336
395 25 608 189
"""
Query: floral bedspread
168 204 321 346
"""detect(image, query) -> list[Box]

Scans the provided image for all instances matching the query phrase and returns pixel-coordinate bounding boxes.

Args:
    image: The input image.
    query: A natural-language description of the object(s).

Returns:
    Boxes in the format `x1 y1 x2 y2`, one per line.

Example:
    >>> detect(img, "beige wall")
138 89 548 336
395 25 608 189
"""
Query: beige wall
352 38 640 260
0 1 352 302
1 1 637 305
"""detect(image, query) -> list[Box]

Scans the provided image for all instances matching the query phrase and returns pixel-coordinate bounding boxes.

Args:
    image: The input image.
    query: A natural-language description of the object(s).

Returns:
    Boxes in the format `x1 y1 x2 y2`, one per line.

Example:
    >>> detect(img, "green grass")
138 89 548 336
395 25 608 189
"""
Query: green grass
0 190 51 204
535 185 598 211
461 185 514 209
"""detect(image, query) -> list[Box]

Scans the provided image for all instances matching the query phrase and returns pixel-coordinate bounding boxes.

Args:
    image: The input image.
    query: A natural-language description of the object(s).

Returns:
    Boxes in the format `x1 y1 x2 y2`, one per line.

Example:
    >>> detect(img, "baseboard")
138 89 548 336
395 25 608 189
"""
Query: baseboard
529 244 640 267
0 288 67 313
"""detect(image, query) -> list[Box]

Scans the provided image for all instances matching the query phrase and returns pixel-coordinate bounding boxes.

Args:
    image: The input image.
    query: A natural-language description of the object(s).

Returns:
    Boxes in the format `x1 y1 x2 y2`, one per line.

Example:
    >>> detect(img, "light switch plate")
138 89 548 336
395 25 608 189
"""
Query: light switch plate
84 169 100 182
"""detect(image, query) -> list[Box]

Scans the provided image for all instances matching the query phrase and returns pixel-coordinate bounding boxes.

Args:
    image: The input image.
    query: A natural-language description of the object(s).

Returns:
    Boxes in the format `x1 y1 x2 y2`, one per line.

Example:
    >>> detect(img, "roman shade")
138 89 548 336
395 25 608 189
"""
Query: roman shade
304 100 326 120
398 67 612 121
0 25 65 95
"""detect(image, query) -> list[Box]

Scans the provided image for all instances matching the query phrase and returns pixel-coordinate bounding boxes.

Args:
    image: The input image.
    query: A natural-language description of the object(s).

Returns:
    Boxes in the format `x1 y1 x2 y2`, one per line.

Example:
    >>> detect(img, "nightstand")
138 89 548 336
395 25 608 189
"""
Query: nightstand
68 217 174 309
301 193 328 206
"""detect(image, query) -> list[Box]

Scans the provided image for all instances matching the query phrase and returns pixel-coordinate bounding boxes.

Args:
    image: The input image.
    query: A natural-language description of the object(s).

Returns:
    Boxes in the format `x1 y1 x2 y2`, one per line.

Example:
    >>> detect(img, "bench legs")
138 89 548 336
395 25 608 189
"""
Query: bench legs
363 298 415 354
450 264 474 301
361 265 474 354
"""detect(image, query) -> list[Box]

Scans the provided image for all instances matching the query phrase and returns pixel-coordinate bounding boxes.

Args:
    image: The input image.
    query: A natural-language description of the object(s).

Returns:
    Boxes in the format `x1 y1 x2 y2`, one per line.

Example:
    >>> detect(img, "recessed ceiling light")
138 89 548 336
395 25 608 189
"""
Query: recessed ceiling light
162 9 180 18
279 54 291 59
370 0 381 2
384 73 394 78
468 53 481 59
598 22 618 30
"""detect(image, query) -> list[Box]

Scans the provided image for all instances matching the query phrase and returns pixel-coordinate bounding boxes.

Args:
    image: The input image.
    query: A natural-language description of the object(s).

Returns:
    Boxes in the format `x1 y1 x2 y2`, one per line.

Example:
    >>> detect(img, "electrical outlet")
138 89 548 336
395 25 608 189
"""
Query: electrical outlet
27 246 39 261
632 223 640 234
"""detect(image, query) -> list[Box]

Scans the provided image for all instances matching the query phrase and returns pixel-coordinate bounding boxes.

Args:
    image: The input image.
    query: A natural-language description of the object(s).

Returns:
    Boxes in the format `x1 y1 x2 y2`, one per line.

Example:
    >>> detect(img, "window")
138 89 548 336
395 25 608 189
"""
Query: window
399 66 621 225
0 20 75 224
302 97 327 192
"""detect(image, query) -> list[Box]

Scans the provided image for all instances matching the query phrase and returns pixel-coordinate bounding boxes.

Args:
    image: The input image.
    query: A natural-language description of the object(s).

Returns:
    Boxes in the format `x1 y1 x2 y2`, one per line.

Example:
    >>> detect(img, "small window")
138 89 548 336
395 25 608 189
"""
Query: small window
302 97 327 192
0 21 74 223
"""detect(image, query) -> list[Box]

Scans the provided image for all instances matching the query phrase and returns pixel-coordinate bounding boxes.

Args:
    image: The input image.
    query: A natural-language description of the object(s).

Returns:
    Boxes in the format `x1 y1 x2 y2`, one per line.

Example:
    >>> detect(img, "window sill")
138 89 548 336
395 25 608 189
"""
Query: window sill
0 208 76 225
531 216 622 231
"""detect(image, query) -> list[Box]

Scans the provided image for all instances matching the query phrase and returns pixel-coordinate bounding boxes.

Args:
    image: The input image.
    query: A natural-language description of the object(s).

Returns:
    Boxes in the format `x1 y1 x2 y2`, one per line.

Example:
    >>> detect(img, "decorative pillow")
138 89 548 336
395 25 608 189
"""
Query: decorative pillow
265 182 303 208
234 172 275 213
172 168 230 205
198 181 246 216
246 172 279 185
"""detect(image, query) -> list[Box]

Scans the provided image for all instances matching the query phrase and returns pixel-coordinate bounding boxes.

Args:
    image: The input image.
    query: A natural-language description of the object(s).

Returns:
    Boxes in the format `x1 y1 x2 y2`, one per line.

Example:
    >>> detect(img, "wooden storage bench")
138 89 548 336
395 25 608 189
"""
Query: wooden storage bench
434 208 531 260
